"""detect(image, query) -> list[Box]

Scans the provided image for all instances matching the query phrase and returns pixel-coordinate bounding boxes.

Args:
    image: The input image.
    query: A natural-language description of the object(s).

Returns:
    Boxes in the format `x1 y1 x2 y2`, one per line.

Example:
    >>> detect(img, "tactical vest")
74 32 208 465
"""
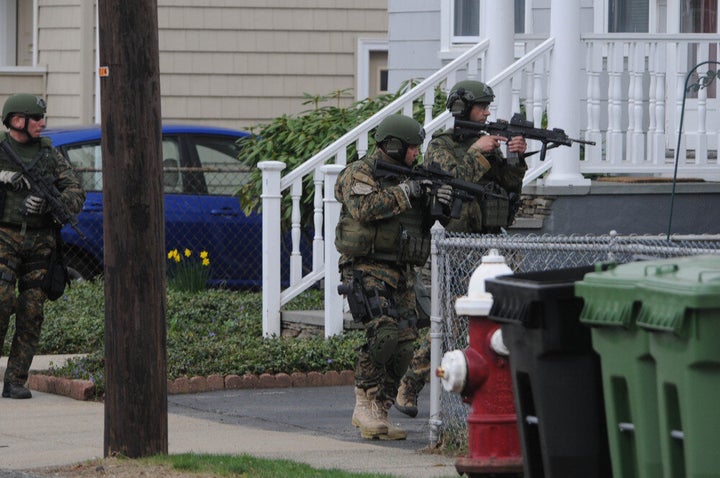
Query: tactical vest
0 132 55 228
335 157 431 266
437 130 511 229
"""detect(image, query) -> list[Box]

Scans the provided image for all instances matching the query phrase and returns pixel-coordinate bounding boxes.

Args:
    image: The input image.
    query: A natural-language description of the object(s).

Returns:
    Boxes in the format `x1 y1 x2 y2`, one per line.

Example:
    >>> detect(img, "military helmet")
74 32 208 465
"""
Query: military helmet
374 114 426 146
2 94 47 125
446 80 494 117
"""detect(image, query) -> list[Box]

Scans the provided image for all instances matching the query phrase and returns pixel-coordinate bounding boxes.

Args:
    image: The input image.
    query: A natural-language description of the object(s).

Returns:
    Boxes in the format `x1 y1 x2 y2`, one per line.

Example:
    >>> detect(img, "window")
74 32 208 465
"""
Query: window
680 0 717 32
191 135 250 196
0 0 33 67
379 69 389 93
451 0 525 43
608 0 649 32
454 0 479 38
65 142 102 192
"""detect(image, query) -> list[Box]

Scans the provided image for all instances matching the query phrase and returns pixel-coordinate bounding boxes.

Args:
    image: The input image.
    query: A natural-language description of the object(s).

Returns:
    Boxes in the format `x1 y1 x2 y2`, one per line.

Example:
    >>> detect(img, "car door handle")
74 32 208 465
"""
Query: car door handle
83 202 103 212
210 208 239 216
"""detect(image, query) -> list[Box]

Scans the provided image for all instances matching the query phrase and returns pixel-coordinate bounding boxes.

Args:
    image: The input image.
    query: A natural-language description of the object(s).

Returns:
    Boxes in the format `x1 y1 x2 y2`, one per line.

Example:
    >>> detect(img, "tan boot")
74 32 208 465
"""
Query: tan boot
395 377 419 418
351 387 388 439
378 399 407 441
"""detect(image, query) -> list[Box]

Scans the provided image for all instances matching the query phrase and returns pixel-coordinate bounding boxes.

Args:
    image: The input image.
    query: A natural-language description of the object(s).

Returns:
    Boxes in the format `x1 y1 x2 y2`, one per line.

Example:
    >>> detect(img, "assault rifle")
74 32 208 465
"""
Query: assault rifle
454 113 596 162
0 138 84 238
374 159 507 219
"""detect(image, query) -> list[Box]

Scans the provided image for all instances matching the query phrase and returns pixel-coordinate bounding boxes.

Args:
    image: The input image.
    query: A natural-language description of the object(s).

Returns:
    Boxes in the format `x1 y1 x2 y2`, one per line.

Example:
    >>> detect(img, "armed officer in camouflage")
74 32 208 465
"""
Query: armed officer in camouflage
0 94 85 399
395 80 528 417
335 114 453 440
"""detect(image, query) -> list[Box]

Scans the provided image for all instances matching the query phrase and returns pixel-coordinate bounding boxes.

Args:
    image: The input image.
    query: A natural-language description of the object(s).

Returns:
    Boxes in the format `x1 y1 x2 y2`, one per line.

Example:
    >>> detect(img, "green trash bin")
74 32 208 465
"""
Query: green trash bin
576 260 663 478
634 255 720 478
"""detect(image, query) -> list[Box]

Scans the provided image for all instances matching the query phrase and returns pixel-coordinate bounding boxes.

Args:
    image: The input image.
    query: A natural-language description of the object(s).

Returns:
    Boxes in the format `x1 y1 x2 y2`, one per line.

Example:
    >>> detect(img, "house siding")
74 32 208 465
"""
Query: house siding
387 0 441 91
5 0 387 129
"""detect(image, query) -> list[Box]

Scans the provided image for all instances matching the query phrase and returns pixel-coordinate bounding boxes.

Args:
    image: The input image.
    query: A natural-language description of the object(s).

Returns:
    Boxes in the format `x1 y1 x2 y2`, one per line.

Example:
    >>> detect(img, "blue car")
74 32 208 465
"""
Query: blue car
44 123 268 288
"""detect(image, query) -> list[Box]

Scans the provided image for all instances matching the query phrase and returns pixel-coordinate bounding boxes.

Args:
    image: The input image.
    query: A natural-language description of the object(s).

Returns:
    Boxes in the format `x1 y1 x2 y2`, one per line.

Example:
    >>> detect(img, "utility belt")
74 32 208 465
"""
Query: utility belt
0 252 49 292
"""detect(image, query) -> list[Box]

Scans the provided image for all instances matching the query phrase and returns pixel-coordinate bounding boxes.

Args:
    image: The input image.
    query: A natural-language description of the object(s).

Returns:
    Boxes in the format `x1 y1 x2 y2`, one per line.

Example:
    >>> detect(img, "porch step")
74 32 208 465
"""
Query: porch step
281 309 363 337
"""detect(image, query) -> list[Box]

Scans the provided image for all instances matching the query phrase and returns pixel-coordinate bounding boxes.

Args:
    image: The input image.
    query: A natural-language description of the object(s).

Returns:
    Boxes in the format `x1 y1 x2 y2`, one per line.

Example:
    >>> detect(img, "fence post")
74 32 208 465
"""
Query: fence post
259 161 286 338
429 221 447 443
322 164 345 337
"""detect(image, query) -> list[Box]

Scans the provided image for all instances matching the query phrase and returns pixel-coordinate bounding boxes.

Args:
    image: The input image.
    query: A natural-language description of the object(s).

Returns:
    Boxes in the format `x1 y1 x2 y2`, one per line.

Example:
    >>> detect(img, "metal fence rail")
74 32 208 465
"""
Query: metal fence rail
430 230 720 448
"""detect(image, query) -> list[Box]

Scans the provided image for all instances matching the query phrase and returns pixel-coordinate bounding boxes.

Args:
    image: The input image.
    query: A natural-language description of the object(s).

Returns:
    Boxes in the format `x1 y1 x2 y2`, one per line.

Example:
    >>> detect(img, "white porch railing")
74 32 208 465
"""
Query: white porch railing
260 33 720 338
578 33 720 179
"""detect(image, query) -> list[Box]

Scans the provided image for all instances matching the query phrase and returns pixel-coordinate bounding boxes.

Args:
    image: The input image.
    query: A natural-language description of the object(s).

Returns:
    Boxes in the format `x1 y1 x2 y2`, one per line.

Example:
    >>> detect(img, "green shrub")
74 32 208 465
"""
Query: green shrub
38 280 365 399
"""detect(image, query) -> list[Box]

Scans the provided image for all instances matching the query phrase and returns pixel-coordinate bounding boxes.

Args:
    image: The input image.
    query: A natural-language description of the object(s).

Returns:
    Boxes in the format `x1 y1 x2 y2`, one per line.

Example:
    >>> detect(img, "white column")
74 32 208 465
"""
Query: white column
322 164 345 338
543 0 590 186
259 161 286 338
483 0 515 120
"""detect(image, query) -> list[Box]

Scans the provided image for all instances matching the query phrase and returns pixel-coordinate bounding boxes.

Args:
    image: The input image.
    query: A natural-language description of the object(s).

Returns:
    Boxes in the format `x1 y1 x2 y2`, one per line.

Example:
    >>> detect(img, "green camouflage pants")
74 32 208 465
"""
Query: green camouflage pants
0 225 54 386
341 265 419 403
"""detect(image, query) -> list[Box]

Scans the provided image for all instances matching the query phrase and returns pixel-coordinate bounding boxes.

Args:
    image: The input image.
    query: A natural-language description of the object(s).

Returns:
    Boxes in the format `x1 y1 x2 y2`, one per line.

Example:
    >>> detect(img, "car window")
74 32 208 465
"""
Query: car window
191 135 251 196
65 141 102 192
59 132 250 196
162 138 183 193
64 137 186 194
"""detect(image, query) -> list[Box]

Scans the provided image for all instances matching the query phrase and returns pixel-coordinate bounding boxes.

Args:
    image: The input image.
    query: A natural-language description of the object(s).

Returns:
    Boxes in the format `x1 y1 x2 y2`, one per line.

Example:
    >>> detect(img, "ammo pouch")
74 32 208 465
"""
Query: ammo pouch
43 229 70 301
335 215 374 256
396 229 430 266
480 183 511 228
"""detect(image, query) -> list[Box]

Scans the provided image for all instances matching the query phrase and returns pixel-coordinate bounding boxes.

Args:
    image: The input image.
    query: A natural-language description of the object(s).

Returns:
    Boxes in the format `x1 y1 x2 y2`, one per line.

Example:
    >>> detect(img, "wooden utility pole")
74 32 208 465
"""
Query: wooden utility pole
98 0 168 457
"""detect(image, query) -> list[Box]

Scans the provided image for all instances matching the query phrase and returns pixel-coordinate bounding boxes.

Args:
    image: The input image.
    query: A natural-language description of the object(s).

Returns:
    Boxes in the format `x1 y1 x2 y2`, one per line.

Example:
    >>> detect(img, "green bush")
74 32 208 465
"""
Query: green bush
35 280 366 398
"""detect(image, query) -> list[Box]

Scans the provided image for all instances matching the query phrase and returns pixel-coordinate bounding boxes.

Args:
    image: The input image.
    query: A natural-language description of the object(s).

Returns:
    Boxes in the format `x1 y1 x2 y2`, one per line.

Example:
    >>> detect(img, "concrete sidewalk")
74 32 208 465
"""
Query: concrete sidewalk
0 356 459 478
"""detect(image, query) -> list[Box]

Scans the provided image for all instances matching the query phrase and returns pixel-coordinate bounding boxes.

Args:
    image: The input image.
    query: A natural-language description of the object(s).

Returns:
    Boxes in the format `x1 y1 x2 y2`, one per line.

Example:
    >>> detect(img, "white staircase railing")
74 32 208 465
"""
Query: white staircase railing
259 40 491 337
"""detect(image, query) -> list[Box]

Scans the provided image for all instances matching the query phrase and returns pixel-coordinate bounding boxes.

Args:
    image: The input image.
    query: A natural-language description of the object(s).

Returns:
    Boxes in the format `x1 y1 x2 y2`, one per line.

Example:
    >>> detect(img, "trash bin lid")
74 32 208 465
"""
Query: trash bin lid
636 255 720 333
576 258 669 329
486 266 594 327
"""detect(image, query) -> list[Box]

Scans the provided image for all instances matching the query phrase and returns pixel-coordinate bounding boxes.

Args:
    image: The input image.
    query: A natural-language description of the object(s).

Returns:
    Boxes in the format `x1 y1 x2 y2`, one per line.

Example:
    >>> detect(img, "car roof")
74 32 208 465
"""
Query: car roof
43 123 250 146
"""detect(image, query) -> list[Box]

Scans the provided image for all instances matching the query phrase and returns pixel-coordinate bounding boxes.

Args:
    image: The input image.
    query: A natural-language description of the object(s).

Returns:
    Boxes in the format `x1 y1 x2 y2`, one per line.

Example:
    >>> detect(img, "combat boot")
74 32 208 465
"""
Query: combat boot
2 382 32 399
395 376 419 418
351 387 388 439
377 399 407 440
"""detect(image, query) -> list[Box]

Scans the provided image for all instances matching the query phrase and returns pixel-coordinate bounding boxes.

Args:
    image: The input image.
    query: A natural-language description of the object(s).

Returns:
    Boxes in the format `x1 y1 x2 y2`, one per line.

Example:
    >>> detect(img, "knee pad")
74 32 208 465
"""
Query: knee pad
388 340 415 379
368 323 399 366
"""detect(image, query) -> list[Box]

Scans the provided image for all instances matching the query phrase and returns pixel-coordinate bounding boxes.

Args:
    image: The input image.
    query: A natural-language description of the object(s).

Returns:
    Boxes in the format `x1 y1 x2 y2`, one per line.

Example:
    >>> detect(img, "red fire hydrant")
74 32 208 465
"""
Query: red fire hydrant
436 250 523 478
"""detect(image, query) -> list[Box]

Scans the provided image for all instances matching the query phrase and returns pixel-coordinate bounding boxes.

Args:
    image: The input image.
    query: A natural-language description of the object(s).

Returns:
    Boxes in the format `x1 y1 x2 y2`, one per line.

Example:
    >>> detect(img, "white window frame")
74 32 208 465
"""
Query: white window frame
356 38 388 101
441 0 530 55
0 0 39 68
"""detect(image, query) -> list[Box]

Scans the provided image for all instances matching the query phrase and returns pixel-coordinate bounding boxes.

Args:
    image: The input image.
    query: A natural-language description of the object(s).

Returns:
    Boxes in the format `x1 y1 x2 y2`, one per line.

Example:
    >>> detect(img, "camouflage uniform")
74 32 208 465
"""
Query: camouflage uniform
0 132 85 395
396 127 527 411
335 146 440 402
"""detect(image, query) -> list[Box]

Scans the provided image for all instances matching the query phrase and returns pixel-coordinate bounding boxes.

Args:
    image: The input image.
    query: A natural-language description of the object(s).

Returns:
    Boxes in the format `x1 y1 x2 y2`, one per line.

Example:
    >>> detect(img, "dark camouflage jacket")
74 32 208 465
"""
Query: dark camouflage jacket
426 129 527 233
0 132 85 228
334 148 436 286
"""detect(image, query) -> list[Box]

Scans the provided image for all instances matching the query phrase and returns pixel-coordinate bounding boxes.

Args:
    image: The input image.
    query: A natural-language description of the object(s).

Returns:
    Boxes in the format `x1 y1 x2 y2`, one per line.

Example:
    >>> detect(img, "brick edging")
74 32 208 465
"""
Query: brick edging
27 370 356 401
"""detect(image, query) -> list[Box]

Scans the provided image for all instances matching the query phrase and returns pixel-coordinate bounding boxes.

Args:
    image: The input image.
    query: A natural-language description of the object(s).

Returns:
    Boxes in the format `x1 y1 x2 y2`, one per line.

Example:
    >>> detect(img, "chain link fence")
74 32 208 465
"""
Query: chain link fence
433 231 720 448
62 162 273 288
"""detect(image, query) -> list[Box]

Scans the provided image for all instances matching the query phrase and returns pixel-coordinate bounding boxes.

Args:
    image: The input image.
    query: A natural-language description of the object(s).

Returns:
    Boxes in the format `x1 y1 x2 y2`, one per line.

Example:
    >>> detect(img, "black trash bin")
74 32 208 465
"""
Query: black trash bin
485 266 612 478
